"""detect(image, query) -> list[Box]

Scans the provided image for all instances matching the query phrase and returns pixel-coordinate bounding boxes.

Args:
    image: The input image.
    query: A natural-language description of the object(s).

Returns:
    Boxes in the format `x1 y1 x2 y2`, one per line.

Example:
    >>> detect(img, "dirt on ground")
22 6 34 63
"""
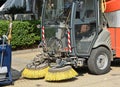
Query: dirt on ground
2 49 120 87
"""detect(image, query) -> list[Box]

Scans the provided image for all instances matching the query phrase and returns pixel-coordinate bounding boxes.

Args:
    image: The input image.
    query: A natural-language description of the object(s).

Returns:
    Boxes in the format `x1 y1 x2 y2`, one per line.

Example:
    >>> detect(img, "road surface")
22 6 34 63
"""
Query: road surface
3 48 120 87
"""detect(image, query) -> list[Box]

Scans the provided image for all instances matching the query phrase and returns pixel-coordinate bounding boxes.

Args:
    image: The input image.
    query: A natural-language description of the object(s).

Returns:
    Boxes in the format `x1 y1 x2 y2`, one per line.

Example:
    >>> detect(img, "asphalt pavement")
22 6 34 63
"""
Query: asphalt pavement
3 48 120 87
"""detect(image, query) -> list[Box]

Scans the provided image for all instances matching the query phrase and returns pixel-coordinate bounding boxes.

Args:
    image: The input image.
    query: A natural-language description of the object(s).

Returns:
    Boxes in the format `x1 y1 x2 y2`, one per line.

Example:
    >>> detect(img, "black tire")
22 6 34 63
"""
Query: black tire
88 47 111 75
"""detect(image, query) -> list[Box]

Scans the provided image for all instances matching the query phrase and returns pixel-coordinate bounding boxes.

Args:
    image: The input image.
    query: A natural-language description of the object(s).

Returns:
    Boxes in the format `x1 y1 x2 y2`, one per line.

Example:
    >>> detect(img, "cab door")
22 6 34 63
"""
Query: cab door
71 0 97 56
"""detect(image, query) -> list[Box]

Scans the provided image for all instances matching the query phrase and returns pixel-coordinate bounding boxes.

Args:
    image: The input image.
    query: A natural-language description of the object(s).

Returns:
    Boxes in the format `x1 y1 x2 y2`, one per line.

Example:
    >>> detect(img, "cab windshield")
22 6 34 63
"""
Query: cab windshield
41 0 73 49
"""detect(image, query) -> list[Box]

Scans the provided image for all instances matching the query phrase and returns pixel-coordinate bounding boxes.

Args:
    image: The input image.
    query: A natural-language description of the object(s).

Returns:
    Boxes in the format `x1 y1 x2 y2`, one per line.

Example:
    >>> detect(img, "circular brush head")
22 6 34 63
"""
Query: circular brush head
22 63 48 79
45 66 78 81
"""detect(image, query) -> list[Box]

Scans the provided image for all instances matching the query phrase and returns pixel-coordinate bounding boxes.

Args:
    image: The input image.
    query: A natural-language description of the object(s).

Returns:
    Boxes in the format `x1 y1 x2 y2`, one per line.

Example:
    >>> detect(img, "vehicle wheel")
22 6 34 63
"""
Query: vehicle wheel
88 47 111 75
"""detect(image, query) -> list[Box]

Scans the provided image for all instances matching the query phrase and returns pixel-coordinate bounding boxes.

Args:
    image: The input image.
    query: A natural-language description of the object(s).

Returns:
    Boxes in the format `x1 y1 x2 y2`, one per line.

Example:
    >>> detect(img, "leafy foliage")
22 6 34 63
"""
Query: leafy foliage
0 20 41 50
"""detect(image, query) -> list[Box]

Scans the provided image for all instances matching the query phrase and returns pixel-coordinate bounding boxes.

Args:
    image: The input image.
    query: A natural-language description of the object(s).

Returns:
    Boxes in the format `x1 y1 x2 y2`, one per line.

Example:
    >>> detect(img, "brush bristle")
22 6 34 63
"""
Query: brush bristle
45 67 78 81
22 67 49 79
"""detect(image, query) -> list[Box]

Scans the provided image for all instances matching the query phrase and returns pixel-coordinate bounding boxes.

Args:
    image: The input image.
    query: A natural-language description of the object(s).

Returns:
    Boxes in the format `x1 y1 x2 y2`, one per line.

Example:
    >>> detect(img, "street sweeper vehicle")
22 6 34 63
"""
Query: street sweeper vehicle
22 0 120 81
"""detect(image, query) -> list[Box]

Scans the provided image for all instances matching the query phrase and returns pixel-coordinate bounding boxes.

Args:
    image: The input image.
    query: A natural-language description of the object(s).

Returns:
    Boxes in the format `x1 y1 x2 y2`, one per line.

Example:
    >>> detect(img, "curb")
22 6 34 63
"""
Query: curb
12 48 41 55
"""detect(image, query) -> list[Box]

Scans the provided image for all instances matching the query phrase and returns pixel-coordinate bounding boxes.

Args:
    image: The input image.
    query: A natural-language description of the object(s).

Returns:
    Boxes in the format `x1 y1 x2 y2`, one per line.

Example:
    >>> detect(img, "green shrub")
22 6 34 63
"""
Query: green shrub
0 20 9 35
0 20 41 50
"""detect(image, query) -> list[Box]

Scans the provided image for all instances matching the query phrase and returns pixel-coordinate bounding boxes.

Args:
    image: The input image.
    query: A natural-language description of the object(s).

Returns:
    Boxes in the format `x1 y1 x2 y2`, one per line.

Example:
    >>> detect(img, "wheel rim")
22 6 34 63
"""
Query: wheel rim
96 53 108 70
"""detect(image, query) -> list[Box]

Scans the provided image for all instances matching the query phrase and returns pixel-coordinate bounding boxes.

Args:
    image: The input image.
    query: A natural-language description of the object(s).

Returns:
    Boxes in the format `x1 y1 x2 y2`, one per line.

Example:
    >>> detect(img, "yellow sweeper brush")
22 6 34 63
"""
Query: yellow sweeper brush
22 63 48 79
45 66 78 81
22 53 49 79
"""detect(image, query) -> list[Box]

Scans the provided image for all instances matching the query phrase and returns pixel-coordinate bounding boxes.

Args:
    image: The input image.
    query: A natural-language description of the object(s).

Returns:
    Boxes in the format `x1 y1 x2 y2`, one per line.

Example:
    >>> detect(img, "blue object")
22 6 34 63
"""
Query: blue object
0 44 12 85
